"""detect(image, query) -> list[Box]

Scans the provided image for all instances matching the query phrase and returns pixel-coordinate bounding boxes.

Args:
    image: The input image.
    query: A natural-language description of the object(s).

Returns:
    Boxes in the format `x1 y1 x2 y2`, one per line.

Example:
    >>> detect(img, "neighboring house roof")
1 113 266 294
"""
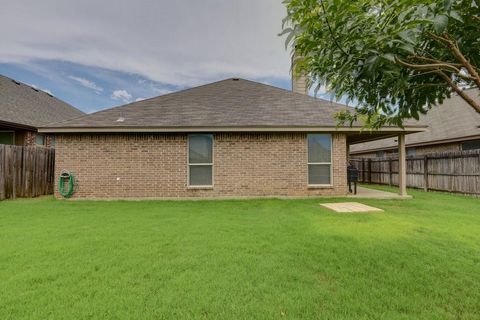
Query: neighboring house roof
40 78 424 133
0 74 84 129
350 89 480 154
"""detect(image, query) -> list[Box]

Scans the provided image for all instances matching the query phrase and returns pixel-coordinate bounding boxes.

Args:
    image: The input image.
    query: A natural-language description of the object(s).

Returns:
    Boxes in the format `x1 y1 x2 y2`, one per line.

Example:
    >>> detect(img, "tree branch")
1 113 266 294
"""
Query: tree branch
426 31 451 45
436 71 480 113
411 83 449 89
426 32 480 87
409 55 463 67
443 34 480 89
395 58 461 73
455 73 477 82
411 70 441 77
319 0 349 57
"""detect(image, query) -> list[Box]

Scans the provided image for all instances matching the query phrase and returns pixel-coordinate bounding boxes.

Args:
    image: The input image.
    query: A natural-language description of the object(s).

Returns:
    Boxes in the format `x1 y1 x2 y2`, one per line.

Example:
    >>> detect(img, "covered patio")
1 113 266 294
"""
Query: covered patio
346 127 426 197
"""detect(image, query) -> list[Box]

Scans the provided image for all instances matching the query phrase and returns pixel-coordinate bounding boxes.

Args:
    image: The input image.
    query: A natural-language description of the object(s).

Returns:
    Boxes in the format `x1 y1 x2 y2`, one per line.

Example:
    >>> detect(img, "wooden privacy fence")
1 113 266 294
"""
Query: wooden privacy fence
0 144 55 200
351 150 480 196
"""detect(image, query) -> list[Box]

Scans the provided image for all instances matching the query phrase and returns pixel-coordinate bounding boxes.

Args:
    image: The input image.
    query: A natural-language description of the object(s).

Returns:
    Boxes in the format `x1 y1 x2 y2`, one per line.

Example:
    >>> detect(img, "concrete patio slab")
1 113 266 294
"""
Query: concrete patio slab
321 202 383 213
348 186 412 199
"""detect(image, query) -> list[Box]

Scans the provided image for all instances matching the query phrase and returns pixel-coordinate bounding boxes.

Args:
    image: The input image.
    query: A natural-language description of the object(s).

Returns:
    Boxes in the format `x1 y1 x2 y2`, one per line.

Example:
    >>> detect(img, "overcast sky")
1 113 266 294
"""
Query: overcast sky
0 0 305 112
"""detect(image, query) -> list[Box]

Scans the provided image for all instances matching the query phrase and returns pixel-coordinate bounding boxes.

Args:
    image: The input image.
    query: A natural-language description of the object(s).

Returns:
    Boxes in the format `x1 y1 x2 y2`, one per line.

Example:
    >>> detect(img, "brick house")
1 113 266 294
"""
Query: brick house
350 89 480 158
0 74 84 147
40 78 424 199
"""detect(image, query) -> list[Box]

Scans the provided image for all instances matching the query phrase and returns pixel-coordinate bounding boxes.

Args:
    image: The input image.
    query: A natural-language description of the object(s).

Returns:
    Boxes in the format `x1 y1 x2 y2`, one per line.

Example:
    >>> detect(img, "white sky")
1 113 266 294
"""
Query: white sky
0 0 291 87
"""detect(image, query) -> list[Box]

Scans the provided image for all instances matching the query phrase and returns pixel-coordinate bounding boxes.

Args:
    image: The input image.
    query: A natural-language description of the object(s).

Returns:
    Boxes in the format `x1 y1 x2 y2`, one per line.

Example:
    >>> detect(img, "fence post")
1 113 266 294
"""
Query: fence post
0 145 4 200
423 155 429 192
368 158 372 184
388 158 392 186
361 158 365 183
12 146 16 199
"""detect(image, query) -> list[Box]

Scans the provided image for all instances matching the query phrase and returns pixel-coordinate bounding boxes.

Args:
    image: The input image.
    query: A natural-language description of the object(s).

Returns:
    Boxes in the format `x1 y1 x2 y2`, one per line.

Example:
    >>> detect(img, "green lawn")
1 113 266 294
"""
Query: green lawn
1 188 479 319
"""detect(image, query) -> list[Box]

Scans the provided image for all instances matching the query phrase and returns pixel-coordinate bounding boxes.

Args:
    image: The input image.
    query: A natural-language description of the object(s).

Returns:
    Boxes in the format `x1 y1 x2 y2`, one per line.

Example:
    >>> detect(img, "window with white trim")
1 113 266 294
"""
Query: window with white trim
307 134 332 185
188 134 213 186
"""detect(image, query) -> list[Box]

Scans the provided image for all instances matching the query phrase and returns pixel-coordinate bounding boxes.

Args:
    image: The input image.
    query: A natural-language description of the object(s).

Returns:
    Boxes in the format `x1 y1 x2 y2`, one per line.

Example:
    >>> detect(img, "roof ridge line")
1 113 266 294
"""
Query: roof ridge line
80 78 241 117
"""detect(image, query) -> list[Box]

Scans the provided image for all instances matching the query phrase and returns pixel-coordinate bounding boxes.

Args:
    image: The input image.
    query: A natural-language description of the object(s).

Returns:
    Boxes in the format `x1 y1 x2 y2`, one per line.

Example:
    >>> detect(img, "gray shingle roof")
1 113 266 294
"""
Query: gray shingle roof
42 78 357 129
351 89 480 153
0 74 84 128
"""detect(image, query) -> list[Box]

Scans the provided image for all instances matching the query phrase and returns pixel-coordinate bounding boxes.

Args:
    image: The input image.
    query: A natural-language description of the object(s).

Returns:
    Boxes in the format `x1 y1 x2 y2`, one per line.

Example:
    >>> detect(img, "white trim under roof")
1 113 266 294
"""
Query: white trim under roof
38 126 427 134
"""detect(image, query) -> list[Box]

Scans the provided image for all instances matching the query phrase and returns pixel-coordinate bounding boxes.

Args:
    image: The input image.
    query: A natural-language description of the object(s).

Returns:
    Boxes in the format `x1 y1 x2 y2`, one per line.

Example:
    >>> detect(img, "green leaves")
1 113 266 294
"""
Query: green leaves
433 14 449 33
280 0 480 128
400 43 415 54
278 27 296 49
443 0 454 10
399 30 416 44
382 53 396 63
449 10 463 22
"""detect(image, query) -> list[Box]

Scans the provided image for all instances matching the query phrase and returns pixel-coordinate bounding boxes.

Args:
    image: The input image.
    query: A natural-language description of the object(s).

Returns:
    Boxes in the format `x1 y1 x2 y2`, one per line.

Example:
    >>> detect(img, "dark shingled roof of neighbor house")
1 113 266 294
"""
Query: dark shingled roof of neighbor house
0 74 84 128
40 78 424 133
350 89 480 153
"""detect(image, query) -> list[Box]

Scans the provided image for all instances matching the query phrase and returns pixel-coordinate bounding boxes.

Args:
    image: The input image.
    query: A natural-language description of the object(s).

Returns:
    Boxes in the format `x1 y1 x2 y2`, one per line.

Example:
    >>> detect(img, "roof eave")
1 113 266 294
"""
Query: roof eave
0 119 37 131
38 125 427 134
350 133 480 154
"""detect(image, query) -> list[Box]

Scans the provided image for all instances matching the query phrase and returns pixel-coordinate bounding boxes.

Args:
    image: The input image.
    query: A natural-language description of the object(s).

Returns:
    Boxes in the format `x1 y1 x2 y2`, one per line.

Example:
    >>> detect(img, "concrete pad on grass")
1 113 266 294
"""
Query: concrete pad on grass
320 202 383 213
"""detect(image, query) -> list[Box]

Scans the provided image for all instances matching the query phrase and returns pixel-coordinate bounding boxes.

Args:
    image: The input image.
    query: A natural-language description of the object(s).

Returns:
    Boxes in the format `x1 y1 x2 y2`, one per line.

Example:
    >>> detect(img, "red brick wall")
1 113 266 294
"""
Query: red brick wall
24 131 37 146
55 132 348 199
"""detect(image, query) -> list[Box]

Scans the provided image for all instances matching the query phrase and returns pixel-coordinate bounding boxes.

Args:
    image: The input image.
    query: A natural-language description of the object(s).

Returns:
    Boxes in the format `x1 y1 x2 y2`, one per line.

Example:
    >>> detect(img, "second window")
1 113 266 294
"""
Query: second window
307 134 332 185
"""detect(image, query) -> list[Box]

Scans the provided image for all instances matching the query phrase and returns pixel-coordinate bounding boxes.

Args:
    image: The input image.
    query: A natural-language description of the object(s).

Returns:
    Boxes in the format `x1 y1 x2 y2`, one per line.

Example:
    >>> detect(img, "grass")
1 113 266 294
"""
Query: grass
1 187 479 319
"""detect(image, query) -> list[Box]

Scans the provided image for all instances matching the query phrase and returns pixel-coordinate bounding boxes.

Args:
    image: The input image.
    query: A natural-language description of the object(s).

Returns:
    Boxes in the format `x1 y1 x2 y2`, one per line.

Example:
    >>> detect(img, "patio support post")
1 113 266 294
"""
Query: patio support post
346 144 350 164
398 133 407 196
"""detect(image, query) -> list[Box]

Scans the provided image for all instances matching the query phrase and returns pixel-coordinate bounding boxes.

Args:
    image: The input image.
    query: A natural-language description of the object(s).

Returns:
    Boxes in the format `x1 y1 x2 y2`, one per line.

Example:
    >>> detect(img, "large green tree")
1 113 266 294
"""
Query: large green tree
281 0 480 128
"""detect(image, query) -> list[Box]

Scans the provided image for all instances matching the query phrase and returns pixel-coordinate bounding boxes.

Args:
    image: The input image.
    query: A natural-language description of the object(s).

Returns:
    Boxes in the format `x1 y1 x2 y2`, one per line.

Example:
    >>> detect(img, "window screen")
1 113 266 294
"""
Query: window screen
188 134 213 186
307 134 332 185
